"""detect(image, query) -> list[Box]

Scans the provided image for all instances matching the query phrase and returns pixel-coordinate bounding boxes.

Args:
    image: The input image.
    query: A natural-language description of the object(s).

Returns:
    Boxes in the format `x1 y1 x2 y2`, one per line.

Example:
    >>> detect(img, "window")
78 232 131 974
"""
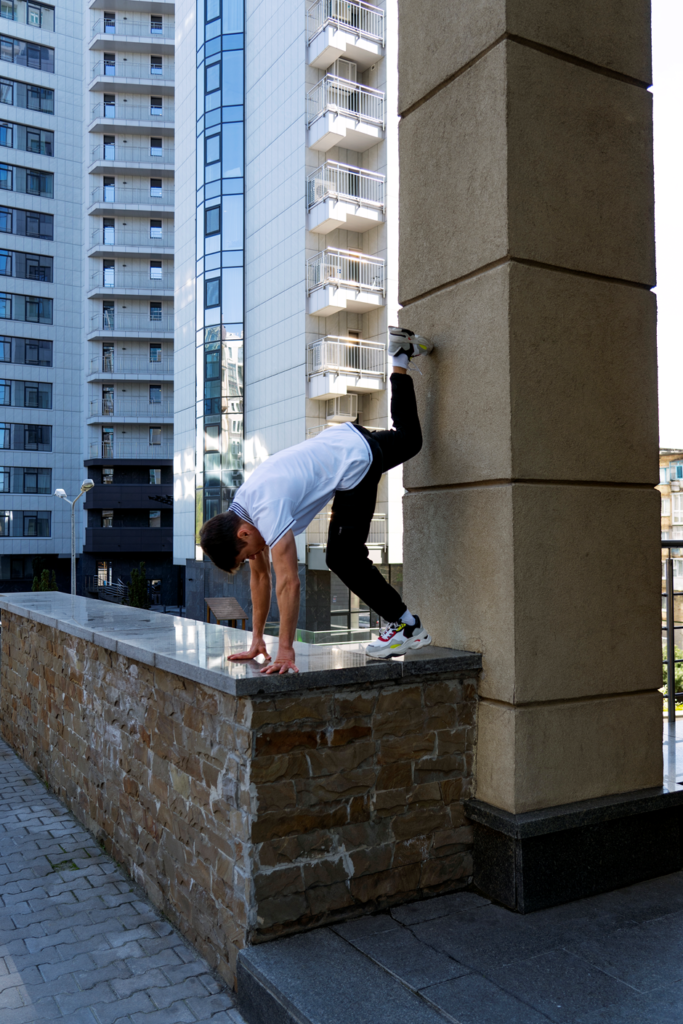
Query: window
26 85 53 113
24 296 51 323
103 259 114 287
0 466 7 490
149 259 162 279
0 292 9 317
101 509 113 528
0 378 9 403
205 277 220 308
205 61 220 94
149 384 161 403
149 510 161 527
0 339 8 360
149 426 161 445
150 177 162 197
26 127 52 156
0 510 9 534
206 0 219 22
672 463 683 481
149 468 161 484
0 421 8 447
0 35 54 73
150 14 162 34
103 12 115 33
674 495 683 526
23 382 51 408
23 424 50 450
150 96 162 116
104 53 115 75
149 218 162 238
149 343 161 362
103 218 114 243
102 385 113 414
0 77 10 103
102 425 113 456
23 511 50 537
103 93 115 118
103 135 115 159
25 210 53 239
102 343 113 370
150 55 162 75
24 340 51 365
149 302 161 321
150 137 162 157
0 121 12 146
103 175 115 201
102 467 113 484
205 133 220 165
103 300 114 328
24 254 52 281
0 163 11 189
205 205 220 235
23 467 50 494
0 248 9 274
662 497 671 518
26 170 52 196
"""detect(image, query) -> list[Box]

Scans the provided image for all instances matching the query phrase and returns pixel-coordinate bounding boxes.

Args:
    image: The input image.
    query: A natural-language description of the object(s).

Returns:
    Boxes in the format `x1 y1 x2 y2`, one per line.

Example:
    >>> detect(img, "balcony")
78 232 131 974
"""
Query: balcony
307 75 384 152
84 526 173 553
88 353 174 379
88 228 174 258
85 483 172 510
307 509 385 566
307 247 384 316
89 143 174 176
307 0 384 70
90 59 175 95
88 396 173 422
307 336 385 400
308 161 384 234
90 18 176 54
88 270 174 299
88 311 174 339
89 102 175 136
89 186 174 216
88 439 173 460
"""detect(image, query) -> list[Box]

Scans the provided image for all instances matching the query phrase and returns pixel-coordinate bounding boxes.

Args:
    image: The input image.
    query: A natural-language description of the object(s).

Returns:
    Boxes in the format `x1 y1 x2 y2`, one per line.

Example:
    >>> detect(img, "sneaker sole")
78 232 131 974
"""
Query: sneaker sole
365 631 432 660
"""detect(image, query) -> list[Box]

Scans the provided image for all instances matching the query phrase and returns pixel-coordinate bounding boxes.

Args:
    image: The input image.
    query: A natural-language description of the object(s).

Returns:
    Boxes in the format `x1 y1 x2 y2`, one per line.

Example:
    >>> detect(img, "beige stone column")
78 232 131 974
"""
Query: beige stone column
398 1 662 815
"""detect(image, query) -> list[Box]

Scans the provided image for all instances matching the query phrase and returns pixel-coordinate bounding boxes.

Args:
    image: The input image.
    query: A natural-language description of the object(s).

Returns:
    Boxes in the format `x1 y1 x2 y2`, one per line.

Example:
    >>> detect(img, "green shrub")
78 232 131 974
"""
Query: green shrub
31 568 58 592
127 562 150 609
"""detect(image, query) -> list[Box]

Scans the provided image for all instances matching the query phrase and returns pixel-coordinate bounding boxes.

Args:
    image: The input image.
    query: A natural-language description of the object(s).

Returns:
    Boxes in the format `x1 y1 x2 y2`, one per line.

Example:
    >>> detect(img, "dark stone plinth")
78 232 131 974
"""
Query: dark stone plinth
466 789 683 913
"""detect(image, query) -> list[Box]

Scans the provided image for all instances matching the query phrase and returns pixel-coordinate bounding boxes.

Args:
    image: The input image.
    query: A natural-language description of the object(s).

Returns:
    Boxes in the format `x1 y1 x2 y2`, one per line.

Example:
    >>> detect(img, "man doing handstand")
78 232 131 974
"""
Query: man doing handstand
199 329 434 674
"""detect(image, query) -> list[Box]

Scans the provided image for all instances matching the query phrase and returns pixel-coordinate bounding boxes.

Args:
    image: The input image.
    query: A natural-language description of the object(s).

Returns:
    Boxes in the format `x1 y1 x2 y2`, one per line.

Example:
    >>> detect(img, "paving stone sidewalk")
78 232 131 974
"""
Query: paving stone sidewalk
0 737 246 1024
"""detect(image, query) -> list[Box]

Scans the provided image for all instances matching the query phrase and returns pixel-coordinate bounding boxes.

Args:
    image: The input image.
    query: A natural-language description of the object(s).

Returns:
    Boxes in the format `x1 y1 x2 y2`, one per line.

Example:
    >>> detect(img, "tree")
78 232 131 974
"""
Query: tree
662 645 683 704
31 568 58 592
127 562 150 609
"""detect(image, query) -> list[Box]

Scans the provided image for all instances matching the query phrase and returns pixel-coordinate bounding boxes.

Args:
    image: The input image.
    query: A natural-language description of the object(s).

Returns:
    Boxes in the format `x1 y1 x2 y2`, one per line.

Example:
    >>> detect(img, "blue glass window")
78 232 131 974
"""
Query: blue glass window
205 277 220 307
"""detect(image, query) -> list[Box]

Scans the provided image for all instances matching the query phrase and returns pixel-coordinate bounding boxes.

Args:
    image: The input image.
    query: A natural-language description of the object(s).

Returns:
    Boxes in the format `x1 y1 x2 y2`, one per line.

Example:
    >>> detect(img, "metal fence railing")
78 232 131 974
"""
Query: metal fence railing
307 75 384 128
91 102 175 124
89 312 174 333
90 18 176 40
307 510 385 547
90 230 173 249
91 60 175 81
307 0 384 44
307 247 385 295
89 271 174 292
307 336 385 379
307 160 384 211
89 440 173 459
89 398 173 418
90 145 174 165
663 539 683 720
90 355 174 375
90 187 175 207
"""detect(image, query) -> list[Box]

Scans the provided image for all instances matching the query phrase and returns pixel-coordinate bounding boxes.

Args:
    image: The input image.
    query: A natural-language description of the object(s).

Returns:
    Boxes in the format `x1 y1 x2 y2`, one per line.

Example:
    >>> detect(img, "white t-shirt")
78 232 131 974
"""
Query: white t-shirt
230 423 373 549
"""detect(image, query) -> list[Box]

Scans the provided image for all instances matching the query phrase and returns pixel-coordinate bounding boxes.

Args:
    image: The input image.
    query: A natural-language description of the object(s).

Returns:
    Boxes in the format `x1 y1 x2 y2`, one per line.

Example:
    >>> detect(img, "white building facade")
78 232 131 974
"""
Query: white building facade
0 0 83 588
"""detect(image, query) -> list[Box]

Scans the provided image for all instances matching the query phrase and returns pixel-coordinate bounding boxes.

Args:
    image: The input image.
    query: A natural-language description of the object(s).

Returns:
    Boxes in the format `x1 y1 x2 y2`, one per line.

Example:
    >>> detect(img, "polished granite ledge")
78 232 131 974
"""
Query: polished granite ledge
0 592 482 697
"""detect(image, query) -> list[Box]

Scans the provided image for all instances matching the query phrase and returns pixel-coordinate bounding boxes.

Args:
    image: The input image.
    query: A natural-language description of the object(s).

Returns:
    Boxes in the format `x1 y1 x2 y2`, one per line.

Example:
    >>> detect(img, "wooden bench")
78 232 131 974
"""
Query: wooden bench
205 597 247 630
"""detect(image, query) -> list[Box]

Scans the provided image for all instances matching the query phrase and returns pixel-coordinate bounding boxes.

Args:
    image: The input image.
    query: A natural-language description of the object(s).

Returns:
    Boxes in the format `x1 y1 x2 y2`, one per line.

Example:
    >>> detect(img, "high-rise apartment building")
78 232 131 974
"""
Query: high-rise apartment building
82 0 180 605
175 0 399 628
0 0 83 590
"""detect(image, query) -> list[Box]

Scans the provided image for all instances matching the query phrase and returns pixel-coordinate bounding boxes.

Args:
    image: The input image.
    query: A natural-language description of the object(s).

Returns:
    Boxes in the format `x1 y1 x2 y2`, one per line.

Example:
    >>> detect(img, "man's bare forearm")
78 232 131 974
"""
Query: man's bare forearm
276 577 300 651
249 553 271 638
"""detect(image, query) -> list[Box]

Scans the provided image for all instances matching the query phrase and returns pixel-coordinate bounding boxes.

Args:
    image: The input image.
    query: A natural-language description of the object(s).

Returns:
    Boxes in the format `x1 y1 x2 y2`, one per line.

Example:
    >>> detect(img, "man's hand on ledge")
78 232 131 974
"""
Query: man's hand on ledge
260 645 298 675
227 638 271 663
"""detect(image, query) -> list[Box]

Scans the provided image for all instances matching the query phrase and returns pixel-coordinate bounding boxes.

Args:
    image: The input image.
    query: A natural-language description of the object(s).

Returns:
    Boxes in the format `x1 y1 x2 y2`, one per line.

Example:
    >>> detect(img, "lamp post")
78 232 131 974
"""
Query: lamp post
54 479 94 595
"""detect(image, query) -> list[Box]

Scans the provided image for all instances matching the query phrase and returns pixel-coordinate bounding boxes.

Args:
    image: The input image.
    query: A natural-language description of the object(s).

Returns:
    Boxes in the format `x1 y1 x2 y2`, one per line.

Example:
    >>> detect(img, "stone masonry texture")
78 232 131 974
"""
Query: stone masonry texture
0 612 477 987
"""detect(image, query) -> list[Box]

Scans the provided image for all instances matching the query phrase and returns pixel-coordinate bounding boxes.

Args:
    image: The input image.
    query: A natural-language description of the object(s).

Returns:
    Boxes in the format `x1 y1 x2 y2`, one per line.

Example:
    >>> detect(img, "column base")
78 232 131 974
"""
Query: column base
466 788 683 913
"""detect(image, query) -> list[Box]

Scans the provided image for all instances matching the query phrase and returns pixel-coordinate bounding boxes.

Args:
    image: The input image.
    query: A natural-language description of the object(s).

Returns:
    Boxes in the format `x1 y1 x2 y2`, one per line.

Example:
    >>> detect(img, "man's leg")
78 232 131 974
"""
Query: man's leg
371 371 422 473
326 459 406 623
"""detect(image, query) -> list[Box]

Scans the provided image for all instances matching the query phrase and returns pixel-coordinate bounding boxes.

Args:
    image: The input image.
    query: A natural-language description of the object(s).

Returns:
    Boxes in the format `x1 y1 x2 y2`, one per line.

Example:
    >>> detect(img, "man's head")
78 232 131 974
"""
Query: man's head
199 511 266 574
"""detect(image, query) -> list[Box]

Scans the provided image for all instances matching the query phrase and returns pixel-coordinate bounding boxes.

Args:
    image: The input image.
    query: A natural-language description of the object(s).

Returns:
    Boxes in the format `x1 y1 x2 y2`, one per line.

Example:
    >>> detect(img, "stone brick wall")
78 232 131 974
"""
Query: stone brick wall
0 610 477 987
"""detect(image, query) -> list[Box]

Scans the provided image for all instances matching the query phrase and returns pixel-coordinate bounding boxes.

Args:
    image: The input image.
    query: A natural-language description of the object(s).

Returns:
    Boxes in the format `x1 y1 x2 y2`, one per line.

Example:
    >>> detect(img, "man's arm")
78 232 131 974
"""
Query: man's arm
261 530 300 674
227 548 272 662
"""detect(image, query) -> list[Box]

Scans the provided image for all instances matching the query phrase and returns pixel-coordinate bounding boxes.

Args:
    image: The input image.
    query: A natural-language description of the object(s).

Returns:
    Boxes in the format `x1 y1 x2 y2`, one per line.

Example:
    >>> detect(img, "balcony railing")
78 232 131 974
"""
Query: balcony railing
308 336 385 379
90 186 175 207
306 75 384 128
90 271 174 291
307 248 384 295
89 440 173 459
90 60 175 81
307 510 385 547
90 397 173 418
90 229 173 249
90 354 174 375
91 102 175 124
307 0 384 45
90 18 176 39
89 312 174 333
90 144 174 165
307 161 384 211
662 539 683 721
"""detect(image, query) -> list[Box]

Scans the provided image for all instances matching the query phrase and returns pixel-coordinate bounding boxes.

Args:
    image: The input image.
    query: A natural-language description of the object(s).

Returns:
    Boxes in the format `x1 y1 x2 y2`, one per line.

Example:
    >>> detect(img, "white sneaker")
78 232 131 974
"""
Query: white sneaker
365 615 432 659
388 327 434 359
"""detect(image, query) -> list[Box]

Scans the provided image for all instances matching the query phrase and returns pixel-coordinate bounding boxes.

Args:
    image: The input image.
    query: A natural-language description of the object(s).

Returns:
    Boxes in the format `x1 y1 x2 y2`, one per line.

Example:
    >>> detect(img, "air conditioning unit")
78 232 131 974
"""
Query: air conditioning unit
325 394 358 422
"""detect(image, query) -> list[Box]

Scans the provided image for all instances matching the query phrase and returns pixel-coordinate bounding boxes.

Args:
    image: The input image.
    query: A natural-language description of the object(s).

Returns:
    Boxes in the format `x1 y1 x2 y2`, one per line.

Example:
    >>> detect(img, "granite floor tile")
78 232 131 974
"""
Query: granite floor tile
332 914 401 941
410 902 554 970
484 949 637 1023
572 978 683 1023
391 891 490 927
421 972 553 1024
337 923 469 991
565 910 683 993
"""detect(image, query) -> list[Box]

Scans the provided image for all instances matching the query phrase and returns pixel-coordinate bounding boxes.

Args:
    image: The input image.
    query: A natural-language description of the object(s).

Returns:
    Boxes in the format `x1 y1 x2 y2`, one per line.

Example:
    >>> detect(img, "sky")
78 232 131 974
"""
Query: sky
652 0 683 448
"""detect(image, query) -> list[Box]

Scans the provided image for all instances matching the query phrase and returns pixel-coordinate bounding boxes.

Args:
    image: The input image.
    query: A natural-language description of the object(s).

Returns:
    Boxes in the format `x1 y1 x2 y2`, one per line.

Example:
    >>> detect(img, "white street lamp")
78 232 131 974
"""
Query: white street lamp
54 479 95 595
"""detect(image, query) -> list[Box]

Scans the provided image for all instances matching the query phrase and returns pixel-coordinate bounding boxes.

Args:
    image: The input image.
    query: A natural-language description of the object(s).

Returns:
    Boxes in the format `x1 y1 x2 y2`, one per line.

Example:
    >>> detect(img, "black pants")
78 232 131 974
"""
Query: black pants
325 373 422 622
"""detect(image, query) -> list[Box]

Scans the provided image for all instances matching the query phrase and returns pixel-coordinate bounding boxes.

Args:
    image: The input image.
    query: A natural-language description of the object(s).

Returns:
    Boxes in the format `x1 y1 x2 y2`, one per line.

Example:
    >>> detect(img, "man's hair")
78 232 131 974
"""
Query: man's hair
199 510 247 574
